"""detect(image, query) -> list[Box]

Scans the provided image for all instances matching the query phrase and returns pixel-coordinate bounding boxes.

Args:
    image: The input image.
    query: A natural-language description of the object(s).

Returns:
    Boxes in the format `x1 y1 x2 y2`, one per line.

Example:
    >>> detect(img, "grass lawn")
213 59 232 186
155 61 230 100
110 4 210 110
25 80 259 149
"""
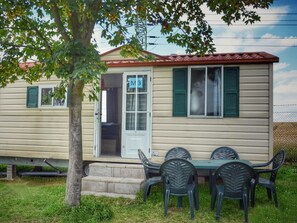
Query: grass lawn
0 165 296 223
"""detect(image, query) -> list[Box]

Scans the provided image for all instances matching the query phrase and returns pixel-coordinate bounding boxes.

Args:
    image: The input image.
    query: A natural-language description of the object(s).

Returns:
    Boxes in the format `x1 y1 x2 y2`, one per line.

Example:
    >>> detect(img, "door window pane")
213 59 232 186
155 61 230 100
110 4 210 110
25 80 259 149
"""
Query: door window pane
126 113 135 130
126 94 136 111
137 75 147 93
138 94 147 111
190 68 205 116
137 113 146 130
126 75 136 93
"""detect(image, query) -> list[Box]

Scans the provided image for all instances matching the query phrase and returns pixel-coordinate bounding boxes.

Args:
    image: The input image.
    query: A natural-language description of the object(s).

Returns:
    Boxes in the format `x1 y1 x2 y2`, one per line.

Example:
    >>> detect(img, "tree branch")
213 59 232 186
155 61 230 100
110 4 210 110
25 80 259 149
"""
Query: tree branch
50 0 71 42
69 0 81 41
21 18 54 55
82 1 101 46
0 41 44 51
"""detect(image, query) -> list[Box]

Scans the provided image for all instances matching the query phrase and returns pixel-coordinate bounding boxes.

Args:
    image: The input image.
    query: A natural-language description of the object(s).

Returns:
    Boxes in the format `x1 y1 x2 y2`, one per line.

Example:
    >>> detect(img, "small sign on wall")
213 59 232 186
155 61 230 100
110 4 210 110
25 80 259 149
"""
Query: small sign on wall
128 77 143 89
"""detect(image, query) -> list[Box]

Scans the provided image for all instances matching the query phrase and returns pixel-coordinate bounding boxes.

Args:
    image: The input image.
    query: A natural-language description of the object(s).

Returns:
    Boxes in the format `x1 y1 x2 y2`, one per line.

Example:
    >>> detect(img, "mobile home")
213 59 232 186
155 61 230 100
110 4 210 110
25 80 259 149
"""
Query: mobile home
0 47 279 174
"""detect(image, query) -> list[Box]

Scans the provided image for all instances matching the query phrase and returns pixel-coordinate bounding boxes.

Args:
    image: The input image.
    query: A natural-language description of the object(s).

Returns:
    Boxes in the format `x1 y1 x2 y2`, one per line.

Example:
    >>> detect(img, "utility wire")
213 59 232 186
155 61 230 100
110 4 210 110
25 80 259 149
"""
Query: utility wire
205 12 297 15
148 35 297 40
147 43 297 47
274 104 297 107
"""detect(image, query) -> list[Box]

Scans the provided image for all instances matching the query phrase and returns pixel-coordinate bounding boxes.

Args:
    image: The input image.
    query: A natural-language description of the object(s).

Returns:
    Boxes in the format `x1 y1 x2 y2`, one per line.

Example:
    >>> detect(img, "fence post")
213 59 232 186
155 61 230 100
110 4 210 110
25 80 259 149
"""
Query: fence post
6 164 17 180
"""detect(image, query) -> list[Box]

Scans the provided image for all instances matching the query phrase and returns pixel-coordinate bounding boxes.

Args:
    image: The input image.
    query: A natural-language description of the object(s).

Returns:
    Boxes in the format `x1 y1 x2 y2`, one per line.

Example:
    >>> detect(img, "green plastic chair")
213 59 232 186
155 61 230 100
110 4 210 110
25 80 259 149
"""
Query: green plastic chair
138 149 162 202
164 147 192 161
160 158 199 220
209 146 239 193
211 161 255 223
252 150 286 207
210 146 239 160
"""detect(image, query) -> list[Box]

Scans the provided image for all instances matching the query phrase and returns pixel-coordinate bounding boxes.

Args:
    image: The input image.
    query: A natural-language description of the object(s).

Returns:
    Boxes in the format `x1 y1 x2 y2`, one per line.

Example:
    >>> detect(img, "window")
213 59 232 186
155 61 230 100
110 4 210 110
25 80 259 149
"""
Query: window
173 67 239 118
188 66 222 117
39 85 67 108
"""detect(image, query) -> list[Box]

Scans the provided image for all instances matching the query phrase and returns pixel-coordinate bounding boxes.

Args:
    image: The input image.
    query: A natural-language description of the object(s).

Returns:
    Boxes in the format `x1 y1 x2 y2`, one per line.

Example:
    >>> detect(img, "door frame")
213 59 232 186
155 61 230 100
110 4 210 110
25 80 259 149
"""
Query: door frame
93 67 153 159
93 87 102 157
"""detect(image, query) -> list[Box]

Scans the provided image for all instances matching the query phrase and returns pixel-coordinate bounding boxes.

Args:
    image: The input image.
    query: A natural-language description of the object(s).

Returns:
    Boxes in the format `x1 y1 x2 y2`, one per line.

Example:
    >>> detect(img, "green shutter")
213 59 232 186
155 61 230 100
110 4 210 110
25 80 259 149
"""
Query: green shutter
173 68 188 117
224 67 239 117
26 86 39 108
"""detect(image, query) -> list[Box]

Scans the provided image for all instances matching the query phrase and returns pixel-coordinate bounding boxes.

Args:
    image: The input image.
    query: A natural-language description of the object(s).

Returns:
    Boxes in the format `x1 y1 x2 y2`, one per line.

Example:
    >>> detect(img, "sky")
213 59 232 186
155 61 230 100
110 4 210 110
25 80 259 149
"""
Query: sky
95 0 297 119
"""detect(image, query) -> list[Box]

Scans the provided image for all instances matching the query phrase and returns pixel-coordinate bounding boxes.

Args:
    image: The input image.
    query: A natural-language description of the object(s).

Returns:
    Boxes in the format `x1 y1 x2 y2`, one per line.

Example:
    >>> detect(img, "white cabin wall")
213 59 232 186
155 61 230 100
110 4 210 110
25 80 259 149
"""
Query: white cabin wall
0 78 94 161
151 64 272 163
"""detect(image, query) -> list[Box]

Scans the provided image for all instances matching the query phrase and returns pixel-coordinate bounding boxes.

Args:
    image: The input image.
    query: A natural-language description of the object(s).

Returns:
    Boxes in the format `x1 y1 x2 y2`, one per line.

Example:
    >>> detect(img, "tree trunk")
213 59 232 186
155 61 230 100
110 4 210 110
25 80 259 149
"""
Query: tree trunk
65 80 84 206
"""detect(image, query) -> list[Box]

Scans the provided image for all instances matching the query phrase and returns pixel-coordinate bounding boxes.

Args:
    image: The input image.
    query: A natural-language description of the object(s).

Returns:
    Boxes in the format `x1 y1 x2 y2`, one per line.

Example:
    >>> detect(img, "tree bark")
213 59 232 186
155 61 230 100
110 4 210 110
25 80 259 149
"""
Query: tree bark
65 79 84 206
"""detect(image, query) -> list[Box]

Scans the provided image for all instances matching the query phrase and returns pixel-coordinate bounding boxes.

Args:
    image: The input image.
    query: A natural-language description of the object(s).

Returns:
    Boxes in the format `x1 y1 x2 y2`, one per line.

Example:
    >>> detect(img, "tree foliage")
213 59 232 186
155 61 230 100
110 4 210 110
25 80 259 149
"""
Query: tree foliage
1 0 274 90
0 0 273 206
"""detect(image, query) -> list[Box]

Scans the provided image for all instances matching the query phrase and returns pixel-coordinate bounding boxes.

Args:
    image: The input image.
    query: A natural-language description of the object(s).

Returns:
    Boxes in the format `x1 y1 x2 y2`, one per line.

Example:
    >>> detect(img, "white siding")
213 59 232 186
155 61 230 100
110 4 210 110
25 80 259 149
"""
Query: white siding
151 64 272 163
0 78 94 160
0 62 274 164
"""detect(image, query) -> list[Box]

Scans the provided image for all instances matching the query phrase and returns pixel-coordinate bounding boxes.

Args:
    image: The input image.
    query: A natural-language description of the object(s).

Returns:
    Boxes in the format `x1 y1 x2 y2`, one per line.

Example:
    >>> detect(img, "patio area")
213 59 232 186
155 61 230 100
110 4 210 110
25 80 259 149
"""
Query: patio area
0 165 296 223
117 166 296 223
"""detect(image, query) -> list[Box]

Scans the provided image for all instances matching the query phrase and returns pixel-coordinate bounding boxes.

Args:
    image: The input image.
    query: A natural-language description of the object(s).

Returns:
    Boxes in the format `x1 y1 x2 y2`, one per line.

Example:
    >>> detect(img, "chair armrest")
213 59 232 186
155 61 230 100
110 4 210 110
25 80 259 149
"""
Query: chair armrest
149 163 161 169
252 162 269 168
148 166 160 172
255 169 273 176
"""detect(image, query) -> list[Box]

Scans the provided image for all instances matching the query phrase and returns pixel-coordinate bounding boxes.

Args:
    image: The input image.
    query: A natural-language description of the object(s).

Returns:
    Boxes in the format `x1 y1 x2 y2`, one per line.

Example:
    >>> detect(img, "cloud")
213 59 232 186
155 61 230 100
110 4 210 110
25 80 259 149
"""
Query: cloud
274 67 297 106
274 69 297 87
274 62 290 72
213 32 297 54
209 5 293 54
207 5 289 31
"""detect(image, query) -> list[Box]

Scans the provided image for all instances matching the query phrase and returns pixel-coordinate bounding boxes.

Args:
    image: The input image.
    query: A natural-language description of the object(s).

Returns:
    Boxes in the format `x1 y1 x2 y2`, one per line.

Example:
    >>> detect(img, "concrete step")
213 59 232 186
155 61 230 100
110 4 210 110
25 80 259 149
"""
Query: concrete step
88 163 145 179
81 191 136 199
82 176 144 196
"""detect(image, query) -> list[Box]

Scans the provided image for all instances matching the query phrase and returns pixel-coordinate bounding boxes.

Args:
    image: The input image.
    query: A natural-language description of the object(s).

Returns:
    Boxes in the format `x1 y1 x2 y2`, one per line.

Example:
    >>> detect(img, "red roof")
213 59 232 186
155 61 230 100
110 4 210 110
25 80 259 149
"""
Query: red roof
19 62 37 70
18 50 279 70
101 49 279 68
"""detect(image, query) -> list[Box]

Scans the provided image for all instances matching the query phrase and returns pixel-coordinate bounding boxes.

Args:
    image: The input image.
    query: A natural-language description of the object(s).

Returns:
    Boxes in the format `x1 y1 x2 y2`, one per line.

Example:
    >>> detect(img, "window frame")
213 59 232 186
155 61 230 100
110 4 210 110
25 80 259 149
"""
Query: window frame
187 65 224 118
38 85 68 109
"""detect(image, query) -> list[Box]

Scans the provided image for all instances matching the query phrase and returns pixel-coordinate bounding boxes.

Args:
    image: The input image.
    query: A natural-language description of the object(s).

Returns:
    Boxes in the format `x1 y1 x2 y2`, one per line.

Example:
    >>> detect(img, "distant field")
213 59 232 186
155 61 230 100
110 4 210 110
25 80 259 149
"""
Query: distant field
274 122 297 163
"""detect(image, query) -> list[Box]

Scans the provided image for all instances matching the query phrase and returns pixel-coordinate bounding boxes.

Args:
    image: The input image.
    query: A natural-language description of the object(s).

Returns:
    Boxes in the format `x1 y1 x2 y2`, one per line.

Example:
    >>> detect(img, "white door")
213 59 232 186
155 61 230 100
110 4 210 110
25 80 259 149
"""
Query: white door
122 71 151 158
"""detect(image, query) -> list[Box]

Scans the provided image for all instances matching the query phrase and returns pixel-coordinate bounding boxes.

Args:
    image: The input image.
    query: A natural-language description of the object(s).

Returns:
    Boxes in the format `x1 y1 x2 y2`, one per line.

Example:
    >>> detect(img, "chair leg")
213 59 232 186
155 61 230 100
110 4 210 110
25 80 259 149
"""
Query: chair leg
209 170 213 194
272 188 278 208
239 199 244 210
194 186 199 210
144 182 151 202
164 190 170 217
188 191 195 220
215 192 223 221
266 188 272 200
243 193 249 223
211 188 217 210
177 197 183 208
251 184 255 207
